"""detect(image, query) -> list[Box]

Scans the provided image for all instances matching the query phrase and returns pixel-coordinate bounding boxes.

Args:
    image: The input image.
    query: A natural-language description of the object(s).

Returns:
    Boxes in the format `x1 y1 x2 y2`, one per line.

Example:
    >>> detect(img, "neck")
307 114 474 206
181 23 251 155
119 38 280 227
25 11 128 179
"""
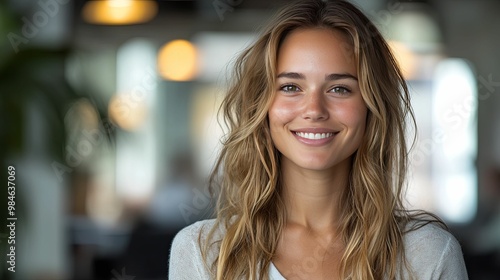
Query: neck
280 158 351 231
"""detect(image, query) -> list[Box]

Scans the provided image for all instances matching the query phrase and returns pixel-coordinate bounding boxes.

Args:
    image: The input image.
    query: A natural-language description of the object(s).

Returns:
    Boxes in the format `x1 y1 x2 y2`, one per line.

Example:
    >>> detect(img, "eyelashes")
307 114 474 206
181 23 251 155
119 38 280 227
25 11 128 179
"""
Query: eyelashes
278 83 352 96
279 84 301 93
329 86 351 95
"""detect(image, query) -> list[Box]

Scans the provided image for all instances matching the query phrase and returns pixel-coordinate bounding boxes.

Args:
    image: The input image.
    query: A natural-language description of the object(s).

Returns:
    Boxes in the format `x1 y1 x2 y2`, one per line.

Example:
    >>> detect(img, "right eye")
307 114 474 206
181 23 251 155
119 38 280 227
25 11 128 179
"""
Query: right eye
279 84 301 93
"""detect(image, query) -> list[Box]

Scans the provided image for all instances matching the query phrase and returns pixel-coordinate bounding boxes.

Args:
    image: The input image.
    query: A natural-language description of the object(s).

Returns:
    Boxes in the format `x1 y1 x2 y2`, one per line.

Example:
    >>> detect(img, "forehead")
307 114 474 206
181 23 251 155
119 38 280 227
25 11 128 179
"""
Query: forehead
276 28 356 74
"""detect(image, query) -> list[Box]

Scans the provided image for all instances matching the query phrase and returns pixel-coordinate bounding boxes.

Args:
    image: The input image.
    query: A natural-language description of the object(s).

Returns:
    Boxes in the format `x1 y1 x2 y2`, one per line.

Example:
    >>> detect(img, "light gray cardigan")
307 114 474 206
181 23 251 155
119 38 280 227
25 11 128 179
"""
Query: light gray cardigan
169 219 468 279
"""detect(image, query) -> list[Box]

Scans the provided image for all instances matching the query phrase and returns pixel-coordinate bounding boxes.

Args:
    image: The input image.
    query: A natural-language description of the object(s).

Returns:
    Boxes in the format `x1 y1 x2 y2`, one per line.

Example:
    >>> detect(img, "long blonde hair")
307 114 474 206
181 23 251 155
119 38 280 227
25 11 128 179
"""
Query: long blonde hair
202 0 436 279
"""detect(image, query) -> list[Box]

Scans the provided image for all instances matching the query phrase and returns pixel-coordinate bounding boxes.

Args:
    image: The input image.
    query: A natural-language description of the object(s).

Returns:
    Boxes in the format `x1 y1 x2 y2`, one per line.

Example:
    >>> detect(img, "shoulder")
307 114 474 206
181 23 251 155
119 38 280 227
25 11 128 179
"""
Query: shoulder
404 222 455 251
173 219 219 245
402 222 468 279
169 219 221 280
170 218 222 256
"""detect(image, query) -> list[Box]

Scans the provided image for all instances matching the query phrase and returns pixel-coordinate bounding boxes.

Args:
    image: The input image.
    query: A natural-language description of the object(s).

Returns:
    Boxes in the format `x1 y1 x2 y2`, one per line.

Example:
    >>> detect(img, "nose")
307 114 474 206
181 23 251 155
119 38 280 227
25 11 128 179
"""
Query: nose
302 91 329 121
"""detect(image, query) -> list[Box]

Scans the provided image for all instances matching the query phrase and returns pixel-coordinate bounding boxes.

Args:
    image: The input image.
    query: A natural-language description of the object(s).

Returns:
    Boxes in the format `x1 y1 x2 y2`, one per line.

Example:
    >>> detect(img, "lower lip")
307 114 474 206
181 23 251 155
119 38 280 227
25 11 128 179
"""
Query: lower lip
292 132 336 146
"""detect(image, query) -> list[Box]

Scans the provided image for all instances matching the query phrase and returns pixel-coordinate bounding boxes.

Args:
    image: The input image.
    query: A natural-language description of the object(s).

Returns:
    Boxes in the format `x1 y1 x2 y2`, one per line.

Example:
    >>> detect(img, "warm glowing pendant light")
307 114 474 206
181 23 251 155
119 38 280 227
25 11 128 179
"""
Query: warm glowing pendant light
82 0 158 25
157 39 199 81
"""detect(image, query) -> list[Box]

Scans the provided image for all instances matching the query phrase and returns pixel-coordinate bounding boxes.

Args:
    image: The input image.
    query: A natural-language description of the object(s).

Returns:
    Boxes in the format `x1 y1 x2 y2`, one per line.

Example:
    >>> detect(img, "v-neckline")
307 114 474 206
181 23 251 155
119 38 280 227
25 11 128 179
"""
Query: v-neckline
269 262 287 279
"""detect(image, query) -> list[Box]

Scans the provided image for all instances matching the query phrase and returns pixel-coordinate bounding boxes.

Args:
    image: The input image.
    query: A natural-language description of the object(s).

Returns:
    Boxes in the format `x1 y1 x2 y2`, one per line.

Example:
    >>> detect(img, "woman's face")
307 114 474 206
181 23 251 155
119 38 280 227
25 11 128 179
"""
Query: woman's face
268 28 367 172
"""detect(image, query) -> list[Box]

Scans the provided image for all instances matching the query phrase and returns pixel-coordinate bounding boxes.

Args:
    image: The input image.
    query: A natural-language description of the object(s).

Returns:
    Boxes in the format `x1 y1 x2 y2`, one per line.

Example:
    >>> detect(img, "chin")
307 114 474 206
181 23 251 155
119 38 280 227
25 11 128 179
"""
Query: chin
294 158 337 172
296 154 353 172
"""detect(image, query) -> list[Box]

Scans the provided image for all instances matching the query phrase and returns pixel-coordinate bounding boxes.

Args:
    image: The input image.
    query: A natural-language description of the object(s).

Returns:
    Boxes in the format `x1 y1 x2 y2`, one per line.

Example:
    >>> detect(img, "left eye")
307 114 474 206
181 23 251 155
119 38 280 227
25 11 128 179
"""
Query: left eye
330 86 350 95
280 85 300 92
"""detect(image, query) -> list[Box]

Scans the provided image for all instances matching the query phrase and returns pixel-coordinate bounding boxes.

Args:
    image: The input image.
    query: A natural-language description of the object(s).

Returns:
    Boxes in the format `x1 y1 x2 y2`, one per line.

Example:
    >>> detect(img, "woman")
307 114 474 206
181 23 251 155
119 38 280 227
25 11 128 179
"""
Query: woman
169 0 468 279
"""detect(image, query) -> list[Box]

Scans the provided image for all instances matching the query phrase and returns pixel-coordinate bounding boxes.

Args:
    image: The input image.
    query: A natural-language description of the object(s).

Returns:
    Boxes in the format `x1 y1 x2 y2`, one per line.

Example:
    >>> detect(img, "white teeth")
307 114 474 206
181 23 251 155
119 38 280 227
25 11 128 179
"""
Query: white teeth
295 132 334 139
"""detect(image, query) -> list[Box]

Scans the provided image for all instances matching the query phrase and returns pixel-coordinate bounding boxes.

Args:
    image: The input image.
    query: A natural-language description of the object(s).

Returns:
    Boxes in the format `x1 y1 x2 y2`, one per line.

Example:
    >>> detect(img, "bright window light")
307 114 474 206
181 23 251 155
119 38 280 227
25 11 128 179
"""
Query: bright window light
432 58 477 224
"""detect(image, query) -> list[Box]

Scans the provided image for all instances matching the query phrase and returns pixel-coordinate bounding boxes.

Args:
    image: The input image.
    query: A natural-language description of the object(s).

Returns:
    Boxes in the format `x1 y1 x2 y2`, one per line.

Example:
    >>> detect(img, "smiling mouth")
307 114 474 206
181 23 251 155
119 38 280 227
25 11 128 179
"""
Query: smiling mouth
294 132 336 140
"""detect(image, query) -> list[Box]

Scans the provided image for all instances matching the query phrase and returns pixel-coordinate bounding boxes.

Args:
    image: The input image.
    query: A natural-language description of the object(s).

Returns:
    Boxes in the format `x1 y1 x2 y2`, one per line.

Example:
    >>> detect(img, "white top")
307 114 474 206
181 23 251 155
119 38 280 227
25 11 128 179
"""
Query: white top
169 219 468 279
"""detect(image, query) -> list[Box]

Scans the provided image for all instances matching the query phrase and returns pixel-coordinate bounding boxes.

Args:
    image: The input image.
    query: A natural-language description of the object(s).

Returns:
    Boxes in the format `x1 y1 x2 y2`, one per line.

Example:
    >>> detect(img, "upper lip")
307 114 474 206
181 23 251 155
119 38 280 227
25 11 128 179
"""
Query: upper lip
291 128 339 133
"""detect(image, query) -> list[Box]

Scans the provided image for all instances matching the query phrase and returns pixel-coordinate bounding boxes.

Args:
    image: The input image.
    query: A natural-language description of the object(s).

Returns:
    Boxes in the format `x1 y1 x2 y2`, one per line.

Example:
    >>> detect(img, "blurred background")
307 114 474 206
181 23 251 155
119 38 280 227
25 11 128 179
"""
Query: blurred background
0 0 499 279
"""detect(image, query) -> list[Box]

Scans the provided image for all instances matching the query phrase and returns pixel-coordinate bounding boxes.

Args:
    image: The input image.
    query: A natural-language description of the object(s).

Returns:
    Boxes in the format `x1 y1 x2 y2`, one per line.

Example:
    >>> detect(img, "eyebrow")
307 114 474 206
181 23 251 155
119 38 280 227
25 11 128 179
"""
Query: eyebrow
277 72 358 81
326 73 358 81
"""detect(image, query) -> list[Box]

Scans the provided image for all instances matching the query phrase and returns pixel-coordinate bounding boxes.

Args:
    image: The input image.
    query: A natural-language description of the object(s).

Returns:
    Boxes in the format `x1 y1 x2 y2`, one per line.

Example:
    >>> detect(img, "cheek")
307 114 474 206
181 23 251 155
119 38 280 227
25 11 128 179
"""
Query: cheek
334 101 368 130
268 99 296 127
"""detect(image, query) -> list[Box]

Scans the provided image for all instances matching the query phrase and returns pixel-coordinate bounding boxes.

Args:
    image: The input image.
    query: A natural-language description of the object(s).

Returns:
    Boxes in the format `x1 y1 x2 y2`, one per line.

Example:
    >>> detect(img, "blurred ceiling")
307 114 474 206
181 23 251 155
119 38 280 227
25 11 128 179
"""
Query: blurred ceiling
7 0 497 51
71 0 392 48
72 0 290 48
